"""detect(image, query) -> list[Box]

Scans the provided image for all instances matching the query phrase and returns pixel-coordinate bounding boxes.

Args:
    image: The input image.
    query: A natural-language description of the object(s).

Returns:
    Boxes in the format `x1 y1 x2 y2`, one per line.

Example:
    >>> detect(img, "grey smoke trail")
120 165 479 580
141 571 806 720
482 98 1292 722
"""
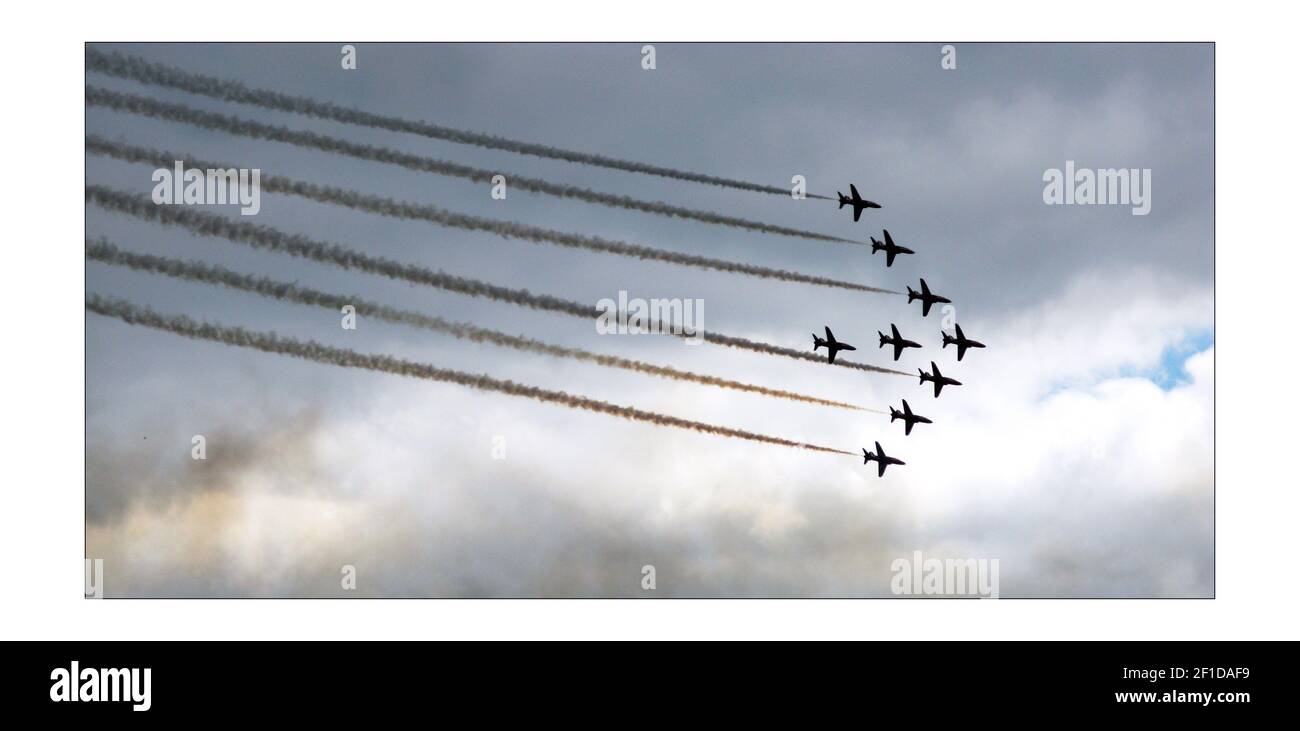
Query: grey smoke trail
84 185 911 377
85 136 893 295
85 239 879 413
86 86 862 246
85 48 836 201
86 294 856 457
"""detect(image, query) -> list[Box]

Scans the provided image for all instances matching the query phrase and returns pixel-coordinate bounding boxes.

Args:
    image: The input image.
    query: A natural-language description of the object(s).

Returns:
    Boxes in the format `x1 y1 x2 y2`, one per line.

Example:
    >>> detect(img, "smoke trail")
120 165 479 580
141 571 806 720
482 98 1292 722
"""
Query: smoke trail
86 48 836 201
85 239 880 413
86 86 862 246
85 136 893 295
84 185 911 377
87 294 856 456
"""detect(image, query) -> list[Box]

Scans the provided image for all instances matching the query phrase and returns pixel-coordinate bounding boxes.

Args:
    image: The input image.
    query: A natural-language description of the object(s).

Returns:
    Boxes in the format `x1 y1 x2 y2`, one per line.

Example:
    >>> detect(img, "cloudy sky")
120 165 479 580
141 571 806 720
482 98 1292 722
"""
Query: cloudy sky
85 43 1213 597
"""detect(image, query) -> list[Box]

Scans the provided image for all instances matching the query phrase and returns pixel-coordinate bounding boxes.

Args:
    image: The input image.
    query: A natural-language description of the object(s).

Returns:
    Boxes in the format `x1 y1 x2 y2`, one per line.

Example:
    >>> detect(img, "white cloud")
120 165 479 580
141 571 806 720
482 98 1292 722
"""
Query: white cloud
87 268 1212 597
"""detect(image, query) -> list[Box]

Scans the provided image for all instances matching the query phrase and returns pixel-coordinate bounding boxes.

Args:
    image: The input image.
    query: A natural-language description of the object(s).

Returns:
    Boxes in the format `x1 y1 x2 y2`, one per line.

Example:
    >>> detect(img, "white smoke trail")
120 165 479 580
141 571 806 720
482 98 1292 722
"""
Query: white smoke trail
86 239 881 413
86 85 862 246
85 136 894 295
86 294 857 456
86 48 837 200
84 185 911 377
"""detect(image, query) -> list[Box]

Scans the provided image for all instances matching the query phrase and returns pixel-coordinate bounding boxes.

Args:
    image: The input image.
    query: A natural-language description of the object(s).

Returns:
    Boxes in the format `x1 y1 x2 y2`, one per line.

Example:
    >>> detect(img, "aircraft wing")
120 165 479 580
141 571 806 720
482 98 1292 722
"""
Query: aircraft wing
956 343 968 361
850 183 861 201
904 420 914 436
853 206 863 223
877 460 887 477
886 249 897 267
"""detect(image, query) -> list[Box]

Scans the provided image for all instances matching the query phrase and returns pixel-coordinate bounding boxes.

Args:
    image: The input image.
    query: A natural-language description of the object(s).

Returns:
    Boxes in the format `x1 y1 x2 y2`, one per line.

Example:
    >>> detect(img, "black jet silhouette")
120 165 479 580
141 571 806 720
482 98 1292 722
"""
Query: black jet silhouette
862 441 905 477
918 361 962 397
878 323 921 362
870 229 915 267
890 399 933 436
812 326 856 364
907 278 952 317
942 324 986 361
837 183 881 222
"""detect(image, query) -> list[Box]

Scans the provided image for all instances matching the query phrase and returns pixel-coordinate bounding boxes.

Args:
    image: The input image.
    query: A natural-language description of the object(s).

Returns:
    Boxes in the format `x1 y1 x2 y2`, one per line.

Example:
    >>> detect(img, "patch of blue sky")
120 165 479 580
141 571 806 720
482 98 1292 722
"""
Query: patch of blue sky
1140 329 1214 390
1040 329 1213 398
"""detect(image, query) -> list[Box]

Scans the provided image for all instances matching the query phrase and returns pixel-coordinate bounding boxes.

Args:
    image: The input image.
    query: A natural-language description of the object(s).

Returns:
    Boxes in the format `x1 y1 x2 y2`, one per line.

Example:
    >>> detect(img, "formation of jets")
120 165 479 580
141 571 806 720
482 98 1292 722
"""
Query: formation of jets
818 183 989 476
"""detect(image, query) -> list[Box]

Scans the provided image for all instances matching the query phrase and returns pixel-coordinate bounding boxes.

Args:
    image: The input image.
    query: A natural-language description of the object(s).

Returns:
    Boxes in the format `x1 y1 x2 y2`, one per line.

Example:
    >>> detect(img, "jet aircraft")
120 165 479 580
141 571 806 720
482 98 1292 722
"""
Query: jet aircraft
942 323 986 361
907 278 952 317
812 326 856 364
889 399 932 436
918 361 962 397
870 229 915 267
837 183 881 222
862 441 905 477
878 323 922 362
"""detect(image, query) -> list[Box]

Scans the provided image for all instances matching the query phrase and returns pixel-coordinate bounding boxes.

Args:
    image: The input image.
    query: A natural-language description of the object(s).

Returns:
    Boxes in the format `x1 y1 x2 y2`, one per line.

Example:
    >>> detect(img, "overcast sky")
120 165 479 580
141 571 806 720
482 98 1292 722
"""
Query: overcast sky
85 43 1213 597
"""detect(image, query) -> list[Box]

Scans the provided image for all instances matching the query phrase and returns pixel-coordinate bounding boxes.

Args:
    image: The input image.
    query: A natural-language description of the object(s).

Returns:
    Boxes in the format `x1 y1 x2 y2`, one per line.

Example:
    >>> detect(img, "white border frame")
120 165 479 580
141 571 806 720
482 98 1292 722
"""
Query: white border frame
4 0 1292 640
